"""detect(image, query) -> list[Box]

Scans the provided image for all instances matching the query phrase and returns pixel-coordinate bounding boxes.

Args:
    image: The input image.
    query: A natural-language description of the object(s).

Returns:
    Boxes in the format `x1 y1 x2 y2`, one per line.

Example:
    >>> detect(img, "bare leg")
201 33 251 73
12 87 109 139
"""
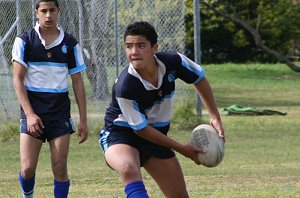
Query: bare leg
49 133 70 181
104 144 142 185
20 133 43 179
144 156 189 198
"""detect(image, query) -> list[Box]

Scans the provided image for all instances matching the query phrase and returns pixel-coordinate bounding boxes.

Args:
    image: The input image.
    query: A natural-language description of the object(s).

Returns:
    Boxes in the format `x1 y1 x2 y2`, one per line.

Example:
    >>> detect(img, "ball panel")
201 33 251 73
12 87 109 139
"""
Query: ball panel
191 124 224 167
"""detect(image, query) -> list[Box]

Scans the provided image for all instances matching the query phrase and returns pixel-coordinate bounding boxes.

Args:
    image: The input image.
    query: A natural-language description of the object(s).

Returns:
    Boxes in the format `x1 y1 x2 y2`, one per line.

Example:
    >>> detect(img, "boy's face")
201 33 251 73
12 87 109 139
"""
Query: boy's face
125 35 158 70
35 1 59 29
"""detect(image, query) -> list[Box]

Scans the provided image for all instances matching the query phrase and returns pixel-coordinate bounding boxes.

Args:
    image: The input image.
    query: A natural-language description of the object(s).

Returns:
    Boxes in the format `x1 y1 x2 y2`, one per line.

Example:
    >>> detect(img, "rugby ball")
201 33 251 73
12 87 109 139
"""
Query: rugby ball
191 124 224 167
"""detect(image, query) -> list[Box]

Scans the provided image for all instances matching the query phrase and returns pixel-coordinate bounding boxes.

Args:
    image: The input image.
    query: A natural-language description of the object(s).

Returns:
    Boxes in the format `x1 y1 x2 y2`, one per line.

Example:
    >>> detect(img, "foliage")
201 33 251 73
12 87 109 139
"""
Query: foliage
172 100 208 130
185 0 300 63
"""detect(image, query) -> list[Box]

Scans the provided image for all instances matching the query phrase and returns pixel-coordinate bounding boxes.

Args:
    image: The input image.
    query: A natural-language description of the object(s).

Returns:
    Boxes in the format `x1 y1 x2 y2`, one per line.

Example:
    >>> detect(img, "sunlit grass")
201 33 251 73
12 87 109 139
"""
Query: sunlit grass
1 63 300 197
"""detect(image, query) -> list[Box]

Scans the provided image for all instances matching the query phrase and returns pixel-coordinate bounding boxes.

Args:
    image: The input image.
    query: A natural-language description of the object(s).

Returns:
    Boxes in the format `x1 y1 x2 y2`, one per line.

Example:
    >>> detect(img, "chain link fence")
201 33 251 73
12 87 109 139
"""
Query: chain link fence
0 0 187 122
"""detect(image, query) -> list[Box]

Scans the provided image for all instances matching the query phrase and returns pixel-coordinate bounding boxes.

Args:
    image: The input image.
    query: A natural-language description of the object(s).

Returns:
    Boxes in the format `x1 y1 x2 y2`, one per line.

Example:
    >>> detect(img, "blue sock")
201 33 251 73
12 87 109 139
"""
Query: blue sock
124 181 149 198
54 180 70 198
19 172 35 198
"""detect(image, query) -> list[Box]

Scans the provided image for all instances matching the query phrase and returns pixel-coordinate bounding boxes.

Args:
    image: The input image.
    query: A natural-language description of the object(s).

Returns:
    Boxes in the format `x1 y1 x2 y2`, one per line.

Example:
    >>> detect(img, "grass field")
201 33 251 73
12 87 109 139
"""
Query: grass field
1 63 300 197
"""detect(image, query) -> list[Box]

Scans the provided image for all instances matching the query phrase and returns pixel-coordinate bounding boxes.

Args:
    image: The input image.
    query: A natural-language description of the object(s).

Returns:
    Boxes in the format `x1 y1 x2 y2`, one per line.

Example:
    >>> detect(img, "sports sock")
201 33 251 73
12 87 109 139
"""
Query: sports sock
19 172 35 198
54 179 70 198
124 181 149 198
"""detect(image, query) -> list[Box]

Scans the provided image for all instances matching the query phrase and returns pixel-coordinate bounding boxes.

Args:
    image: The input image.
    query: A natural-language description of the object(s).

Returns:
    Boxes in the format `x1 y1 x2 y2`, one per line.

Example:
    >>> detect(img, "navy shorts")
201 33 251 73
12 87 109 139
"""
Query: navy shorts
99 128 175 166
20 117 75 142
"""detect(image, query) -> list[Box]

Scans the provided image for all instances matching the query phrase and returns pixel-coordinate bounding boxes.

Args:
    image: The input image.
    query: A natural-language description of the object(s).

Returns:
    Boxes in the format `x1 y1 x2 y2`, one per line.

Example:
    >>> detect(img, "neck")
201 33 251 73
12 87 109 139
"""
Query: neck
139 61 159 87
39 25 60 46
39 25 59 35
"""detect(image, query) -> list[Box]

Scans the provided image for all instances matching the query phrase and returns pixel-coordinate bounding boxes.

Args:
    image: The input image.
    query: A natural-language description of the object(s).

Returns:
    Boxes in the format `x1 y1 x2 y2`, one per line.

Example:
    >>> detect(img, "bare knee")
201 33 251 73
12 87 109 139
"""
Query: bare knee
20 166 36 179
52 160 68 180
117 162 141 183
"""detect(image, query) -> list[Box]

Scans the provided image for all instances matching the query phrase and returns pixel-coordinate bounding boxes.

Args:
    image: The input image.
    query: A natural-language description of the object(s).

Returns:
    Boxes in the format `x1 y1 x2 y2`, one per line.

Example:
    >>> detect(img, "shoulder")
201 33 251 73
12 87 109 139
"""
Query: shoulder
17 28 36 42
155 51 182 64
114 67 141 98
63 31 78 46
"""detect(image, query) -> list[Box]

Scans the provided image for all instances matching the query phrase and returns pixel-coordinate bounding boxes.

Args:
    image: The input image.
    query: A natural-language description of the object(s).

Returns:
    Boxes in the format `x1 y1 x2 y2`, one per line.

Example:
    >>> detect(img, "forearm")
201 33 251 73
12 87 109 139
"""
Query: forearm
135 126 184 153
72 77 87 122
195 77 221 120
13 76 34 116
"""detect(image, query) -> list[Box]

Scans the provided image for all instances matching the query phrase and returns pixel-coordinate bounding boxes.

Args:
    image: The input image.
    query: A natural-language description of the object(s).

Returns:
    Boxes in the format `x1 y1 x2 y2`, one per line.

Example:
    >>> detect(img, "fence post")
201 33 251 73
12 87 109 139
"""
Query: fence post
32 0 36 27
114 0 119 78
194 0 202 116
16 0 21 35
76 0 83 48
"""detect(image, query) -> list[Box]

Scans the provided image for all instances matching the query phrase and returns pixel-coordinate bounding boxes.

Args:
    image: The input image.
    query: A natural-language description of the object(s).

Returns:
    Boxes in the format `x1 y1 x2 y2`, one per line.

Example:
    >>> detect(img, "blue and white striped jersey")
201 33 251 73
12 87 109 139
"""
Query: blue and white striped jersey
104 51 205 134
12 23 86 119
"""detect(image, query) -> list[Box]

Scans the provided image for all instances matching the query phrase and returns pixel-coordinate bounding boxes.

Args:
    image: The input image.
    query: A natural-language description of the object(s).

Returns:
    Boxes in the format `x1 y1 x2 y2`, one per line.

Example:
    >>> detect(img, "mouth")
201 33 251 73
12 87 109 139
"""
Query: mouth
131 58 142 61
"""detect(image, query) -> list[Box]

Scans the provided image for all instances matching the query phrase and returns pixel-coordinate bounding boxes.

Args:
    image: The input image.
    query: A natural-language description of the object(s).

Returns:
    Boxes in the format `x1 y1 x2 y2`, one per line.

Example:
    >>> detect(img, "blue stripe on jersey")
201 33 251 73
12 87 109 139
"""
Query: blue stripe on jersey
74 45 80 68
181 56 205 84
20 39 25 62
113 120 147 130
113 116 148 130
28 61 67 67
26 86 68 93
69 64 86 74
182 59 204 81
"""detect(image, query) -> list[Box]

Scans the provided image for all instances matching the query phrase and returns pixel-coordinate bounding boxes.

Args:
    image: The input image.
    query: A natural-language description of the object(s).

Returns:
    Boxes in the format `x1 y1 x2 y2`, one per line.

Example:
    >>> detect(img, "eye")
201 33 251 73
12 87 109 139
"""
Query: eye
139 44 146 49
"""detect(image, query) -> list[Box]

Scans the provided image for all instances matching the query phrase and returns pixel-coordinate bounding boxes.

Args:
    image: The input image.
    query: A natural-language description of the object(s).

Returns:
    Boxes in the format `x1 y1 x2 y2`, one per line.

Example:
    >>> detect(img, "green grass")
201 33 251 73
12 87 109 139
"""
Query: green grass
1 63 300 197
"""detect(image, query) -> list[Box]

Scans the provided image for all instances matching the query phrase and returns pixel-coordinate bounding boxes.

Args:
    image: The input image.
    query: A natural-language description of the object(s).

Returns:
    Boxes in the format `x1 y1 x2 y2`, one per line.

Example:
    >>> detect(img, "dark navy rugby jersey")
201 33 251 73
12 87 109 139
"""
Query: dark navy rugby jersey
104 51 205 134
12 23 86 119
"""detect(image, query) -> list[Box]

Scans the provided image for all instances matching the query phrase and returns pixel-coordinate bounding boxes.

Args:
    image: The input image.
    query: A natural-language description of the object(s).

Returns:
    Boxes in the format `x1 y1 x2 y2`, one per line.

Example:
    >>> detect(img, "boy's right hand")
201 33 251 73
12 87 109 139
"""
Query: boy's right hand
179 144 206 165
27 113 44 137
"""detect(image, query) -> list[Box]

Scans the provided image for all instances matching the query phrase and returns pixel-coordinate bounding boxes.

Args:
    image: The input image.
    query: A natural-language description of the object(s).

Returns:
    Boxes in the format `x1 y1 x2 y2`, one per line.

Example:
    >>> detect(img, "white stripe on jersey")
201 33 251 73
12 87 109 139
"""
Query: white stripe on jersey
114 97 147 130
145 91 174 127
114 91 175 130
25 62 68 93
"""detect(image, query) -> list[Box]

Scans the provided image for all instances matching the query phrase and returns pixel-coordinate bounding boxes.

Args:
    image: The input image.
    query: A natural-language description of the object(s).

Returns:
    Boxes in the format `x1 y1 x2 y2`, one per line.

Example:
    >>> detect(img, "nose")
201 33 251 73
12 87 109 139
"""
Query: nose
46 11 51 18
131 46 139 54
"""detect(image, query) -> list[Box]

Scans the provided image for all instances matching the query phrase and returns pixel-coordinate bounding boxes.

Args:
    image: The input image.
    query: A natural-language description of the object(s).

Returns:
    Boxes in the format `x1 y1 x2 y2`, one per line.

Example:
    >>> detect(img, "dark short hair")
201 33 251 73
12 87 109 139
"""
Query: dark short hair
35 0 59 10
124 21 158 46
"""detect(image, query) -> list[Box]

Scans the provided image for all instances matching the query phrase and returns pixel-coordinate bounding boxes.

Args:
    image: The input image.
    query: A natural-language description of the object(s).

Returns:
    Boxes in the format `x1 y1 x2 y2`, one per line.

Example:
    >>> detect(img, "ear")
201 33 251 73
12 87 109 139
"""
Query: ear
152 44 158 53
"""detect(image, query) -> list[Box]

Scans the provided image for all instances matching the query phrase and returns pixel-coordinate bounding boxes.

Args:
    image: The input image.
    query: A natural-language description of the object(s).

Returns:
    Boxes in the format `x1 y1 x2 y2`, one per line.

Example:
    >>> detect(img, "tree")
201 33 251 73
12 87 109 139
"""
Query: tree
186 0 300 71
200 0 300 71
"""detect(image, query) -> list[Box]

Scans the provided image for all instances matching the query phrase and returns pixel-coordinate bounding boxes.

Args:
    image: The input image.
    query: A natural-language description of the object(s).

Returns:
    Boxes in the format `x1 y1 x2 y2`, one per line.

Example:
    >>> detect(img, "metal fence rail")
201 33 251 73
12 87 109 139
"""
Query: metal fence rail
0 0 187 122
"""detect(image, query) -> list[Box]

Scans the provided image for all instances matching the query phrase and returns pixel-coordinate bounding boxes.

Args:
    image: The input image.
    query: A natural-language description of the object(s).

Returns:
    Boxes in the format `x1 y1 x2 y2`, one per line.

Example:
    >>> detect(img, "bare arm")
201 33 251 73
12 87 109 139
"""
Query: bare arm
194 77 225 140
71 72 88 143
13 61 44 135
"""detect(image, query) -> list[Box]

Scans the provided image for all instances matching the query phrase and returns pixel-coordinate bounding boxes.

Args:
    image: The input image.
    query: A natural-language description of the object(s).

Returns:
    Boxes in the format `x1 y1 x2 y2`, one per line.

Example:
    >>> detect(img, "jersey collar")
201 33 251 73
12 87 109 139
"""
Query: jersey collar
128 55 166 90
34 22 65 50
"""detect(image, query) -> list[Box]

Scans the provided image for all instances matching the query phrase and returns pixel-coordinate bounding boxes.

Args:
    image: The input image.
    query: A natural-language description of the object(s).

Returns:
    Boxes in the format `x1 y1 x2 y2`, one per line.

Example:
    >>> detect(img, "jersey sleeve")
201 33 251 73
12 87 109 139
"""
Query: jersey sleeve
66 37 86 75
112 74 148 131
177 53 205 84
114 97 147 130
11 36 28 68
